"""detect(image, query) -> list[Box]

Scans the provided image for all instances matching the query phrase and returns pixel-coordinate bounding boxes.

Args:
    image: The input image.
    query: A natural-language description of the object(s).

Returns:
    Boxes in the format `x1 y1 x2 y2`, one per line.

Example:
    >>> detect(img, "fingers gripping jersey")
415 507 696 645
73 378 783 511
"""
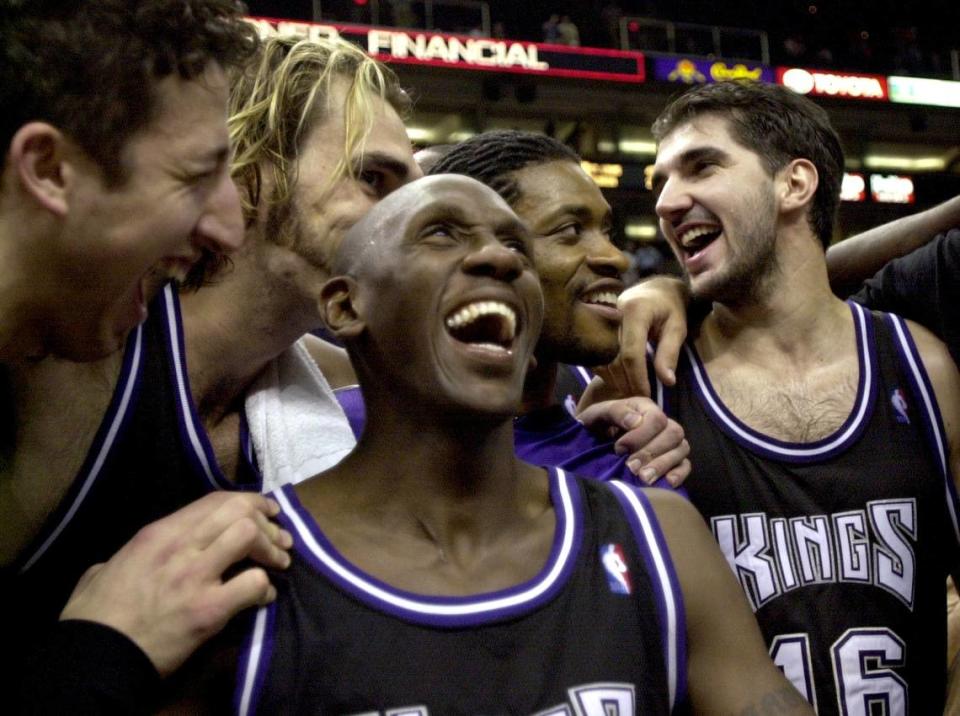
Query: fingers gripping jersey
653 303 960 715
236 469 687 715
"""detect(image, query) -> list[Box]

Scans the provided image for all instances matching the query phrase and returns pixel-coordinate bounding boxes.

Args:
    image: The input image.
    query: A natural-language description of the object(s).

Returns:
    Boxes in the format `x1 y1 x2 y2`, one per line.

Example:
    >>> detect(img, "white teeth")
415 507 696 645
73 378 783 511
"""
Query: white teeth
581 290 619 307
679 225 720 246
445 301 517 338
471 342 509 353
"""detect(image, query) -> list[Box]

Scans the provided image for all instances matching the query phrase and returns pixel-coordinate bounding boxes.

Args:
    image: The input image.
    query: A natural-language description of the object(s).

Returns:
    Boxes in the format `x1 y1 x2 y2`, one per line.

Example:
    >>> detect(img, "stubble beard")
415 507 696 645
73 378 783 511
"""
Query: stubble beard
688 191 780 308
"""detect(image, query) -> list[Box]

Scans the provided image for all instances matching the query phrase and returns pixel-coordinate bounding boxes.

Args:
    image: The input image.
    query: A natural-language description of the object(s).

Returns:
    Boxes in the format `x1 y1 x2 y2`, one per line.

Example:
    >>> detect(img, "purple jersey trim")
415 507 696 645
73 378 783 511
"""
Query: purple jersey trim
271 467 584 628
569 364 594 389
607 481 687 712
163 284 232 491
684 301 877 463
887 312 960 547
18 322 145 573
235 601 277 716
236 409 264 492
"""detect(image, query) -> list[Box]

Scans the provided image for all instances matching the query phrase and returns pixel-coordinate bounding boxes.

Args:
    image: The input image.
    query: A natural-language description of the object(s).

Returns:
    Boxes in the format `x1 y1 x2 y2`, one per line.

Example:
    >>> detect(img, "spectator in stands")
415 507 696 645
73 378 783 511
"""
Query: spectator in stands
557 15 580 47
542 13 559 43
600 1 623 48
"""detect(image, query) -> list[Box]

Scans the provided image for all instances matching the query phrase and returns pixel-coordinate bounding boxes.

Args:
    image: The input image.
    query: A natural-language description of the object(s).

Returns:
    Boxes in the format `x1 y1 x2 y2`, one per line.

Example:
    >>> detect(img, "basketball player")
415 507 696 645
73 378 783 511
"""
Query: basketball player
7 34 679 707
1 3 292 709
231 174 811 714
336 130 691 488
622 81 960 713
430 130 690 486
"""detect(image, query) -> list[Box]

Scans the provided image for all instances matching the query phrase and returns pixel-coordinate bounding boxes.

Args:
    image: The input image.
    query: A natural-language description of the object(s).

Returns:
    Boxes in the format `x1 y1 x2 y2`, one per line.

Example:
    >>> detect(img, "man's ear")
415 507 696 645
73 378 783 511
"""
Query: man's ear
318 276 365 340
778 158 818 214
9 122 74 217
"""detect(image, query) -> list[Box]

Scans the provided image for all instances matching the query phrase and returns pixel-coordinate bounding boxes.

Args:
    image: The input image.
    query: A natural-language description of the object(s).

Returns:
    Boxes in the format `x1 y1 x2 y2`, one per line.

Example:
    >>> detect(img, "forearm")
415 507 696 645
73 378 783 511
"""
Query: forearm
827 195 960 296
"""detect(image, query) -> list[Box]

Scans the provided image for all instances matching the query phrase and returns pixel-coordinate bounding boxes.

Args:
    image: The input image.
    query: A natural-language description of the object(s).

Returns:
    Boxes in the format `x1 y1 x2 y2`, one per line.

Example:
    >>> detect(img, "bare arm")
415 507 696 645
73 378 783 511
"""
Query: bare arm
827 195 960 297
909 319 960 502
602 275 690 400
302 333 357 389
908 321 960 702
647 491 812 714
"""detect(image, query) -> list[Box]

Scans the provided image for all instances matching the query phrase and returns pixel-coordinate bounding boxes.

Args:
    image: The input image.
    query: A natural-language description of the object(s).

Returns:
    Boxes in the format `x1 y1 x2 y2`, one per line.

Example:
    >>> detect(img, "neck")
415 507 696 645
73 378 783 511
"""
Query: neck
699 233 849 365
0 213 55 361
332 399 537 547
180 244 322 423
520 356 558 415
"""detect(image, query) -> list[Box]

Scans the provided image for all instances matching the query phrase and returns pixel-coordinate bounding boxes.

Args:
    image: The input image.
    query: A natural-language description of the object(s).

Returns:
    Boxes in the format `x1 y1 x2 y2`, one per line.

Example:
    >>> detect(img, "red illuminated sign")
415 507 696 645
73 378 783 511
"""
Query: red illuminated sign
870 174 915 204
248 17 646 83
777 67 888 101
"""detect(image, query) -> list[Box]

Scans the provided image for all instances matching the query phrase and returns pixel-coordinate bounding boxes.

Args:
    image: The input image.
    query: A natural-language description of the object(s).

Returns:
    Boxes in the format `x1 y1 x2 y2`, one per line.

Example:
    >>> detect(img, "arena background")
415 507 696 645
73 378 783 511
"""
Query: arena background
246 0 960 280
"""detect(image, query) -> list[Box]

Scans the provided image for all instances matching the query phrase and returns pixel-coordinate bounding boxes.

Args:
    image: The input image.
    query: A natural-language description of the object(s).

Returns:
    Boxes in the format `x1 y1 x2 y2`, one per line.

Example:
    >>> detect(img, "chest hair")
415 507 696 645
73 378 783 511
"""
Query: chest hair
709 364 860 443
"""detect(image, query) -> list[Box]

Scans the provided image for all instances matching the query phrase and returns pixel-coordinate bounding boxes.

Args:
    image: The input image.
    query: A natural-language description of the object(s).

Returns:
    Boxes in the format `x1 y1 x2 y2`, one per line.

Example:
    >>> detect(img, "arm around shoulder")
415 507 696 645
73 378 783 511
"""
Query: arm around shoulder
644 490 813 714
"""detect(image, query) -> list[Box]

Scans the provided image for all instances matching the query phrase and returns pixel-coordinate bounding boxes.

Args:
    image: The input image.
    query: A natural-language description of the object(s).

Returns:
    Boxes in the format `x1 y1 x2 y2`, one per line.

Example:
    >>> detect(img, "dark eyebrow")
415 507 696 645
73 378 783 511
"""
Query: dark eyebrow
537 204 612 230
352 151 412 181
651 146 729 197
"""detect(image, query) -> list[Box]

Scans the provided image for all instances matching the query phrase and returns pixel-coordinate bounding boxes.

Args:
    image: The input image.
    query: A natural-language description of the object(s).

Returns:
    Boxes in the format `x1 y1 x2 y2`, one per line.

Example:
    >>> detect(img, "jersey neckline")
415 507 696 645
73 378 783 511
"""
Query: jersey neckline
685 300 878 463
272 466 584 627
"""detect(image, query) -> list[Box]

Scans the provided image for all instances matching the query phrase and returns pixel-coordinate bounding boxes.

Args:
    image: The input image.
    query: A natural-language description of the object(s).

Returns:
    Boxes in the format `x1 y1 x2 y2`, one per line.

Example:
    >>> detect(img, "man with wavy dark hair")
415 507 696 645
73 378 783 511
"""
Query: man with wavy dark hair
0 0 254 360
1 3 295 712
635 80 960 713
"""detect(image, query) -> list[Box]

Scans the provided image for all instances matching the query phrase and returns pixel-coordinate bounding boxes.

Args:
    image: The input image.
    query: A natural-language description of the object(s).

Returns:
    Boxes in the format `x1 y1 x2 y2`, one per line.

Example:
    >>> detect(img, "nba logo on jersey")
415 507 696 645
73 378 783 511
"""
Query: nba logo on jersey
600 543 632 595
891 388 910 424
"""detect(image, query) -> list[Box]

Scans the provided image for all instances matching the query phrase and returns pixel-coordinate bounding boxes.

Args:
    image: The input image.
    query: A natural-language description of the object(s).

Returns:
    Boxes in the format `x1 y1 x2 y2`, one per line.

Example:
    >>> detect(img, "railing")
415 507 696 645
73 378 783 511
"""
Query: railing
619 16 769 66
312 0 490 36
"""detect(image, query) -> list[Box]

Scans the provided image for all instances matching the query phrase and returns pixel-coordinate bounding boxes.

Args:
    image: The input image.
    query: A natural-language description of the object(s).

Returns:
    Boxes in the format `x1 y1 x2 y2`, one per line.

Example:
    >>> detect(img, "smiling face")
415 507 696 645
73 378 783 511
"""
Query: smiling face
509 160 628 367
51 62 243 359
336 175 543 420
652 114 781 306
266 79 421 310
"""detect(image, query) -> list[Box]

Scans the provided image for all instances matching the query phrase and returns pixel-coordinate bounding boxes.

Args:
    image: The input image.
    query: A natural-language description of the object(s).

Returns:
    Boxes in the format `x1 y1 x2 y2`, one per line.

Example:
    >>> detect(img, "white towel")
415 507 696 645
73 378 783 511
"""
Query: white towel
245 337 356 493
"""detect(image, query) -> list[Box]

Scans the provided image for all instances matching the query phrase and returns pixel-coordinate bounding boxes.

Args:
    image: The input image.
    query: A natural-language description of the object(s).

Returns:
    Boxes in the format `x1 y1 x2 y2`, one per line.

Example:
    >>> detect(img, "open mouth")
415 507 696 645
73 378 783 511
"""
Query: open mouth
445 300 518 354
679 225 722 257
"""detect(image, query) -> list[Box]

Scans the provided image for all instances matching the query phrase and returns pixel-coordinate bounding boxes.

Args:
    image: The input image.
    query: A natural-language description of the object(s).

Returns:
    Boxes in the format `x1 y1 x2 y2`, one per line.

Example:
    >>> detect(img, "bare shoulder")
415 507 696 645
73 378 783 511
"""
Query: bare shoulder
633 487 719 570
643 487 708 535
302 334 356 389
903 318 960 420
2 351 123 564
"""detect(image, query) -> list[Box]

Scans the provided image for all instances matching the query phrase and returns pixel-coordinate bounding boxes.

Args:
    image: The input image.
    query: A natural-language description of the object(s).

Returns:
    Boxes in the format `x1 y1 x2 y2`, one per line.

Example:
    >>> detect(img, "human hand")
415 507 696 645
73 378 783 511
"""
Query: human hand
60 491 293 677
602 276 690 398
578 396 690 487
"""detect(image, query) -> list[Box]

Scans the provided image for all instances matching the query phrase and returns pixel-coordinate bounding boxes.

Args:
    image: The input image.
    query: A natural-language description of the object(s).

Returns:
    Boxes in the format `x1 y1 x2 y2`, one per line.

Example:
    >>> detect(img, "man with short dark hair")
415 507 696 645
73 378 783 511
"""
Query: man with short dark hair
0 3 294 711
0 0 253 361
640 80 960 712
428 130 689 486
231 174 811 714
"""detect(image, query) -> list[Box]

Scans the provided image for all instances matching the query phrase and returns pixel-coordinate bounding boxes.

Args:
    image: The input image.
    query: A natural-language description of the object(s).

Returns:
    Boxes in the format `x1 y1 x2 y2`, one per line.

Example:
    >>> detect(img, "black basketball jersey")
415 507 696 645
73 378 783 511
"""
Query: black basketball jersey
654 302 960 715
6 283 255 633
236 468 687 715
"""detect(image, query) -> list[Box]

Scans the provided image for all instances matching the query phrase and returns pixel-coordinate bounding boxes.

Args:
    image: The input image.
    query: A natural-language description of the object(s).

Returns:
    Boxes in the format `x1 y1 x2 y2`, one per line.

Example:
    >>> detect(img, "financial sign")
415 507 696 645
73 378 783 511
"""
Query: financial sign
777 67 888 101
652 57 773 84
247 17 646 83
